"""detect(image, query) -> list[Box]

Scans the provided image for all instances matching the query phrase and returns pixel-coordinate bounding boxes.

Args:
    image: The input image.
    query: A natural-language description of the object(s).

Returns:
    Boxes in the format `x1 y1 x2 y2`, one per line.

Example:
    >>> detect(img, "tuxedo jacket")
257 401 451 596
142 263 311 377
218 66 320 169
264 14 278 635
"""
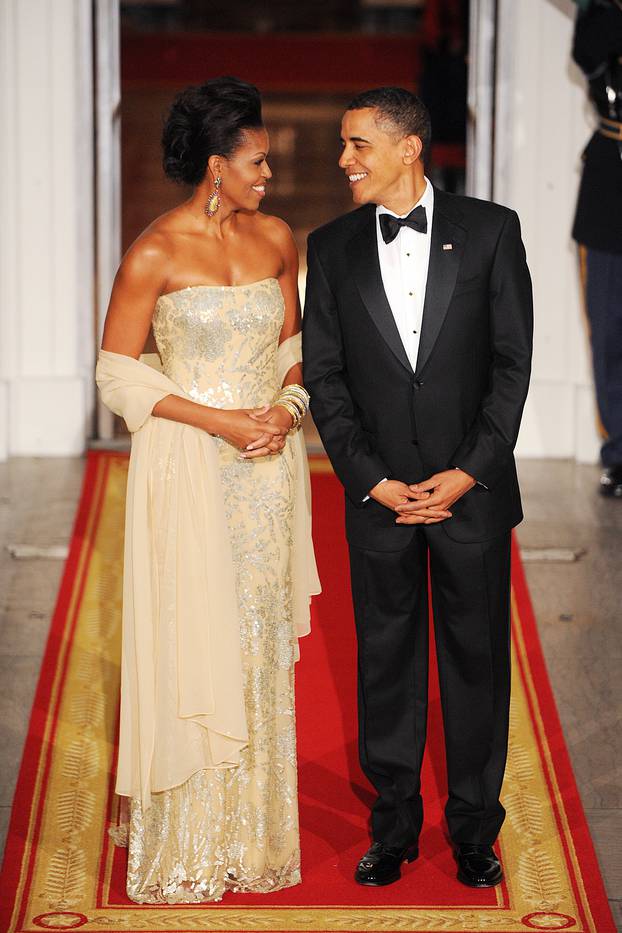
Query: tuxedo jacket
302 187 533 550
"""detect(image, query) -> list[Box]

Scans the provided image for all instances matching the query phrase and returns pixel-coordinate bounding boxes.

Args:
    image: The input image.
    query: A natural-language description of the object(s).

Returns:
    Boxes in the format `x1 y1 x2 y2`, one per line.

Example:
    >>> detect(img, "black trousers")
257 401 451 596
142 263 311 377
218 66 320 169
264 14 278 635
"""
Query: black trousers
349 525 512 848
585 248 622 468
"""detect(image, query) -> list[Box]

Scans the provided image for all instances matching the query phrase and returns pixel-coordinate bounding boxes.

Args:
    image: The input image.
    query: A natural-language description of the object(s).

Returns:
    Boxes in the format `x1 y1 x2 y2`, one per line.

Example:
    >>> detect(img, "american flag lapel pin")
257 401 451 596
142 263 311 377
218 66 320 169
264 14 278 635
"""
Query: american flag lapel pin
442 243 453 250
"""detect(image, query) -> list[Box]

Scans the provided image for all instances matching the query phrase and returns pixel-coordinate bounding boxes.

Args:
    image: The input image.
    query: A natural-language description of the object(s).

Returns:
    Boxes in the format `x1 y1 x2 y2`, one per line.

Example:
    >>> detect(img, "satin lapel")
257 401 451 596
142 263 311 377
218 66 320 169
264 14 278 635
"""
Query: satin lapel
346 212 413 375
414 198 467 377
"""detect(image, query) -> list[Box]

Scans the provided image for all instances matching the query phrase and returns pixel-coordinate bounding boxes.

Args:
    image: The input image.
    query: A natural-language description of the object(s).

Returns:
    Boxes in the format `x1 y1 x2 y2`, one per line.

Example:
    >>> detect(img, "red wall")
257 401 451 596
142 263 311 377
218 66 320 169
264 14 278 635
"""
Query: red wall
122 32 422 92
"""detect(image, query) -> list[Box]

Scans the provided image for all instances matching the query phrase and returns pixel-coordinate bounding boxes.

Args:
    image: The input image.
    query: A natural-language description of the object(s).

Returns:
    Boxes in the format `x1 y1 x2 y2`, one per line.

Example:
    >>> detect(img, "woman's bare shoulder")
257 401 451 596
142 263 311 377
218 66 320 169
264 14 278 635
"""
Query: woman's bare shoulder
253 211 295 242
118 210 182 284
251 212 297 263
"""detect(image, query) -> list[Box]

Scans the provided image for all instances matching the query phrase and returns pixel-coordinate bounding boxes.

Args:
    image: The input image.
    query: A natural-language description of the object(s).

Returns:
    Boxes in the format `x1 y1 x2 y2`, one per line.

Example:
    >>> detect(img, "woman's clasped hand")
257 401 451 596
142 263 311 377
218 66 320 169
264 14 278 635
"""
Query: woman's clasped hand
210 404 289 457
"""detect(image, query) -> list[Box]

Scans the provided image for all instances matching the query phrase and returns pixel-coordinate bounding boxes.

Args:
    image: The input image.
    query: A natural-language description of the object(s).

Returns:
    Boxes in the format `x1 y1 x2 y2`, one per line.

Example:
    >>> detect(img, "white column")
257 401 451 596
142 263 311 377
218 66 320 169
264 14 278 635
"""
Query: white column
94 0 121 442
467 0 497 200
0 0 94 459
493 0 600 462
493 0 599 462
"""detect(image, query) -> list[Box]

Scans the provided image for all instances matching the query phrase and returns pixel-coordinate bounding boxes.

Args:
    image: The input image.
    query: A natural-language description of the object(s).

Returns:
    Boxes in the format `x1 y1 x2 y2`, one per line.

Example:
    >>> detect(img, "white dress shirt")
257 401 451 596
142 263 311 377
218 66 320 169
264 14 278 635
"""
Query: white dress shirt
375 177 434 371
363 179 434 501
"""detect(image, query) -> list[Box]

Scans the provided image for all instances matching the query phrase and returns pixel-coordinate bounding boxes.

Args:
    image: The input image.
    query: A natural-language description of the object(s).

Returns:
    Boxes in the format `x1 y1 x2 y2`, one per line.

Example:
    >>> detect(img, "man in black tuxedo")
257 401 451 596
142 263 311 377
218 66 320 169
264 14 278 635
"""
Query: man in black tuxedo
302 88 533 889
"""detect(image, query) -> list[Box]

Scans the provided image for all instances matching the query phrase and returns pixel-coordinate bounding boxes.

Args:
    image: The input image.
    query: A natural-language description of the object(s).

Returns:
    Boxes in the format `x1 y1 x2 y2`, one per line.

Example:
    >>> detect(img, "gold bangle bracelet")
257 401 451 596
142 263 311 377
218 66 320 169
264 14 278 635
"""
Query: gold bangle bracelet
275 398 298 417
278 390 309 419
275 401 300 429
279 395 306 418
280 385 310 406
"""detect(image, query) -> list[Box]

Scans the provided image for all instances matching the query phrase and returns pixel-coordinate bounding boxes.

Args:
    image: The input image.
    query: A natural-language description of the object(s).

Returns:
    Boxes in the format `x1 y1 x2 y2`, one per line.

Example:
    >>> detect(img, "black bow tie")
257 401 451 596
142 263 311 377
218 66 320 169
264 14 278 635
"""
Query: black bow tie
379 205 428 244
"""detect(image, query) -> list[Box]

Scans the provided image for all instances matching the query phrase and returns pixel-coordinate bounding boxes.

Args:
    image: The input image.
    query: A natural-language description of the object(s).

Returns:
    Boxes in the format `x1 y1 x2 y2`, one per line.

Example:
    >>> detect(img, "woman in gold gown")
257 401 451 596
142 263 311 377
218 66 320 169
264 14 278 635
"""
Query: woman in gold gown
96 76 320 904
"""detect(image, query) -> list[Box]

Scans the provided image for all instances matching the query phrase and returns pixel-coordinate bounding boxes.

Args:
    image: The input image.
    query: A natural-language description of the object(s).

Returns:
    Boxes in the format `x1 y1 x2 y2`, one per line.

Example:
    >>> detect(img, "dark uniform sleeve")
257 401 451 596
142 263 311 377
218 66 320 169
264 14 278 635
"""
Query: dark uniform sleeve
573 3 622 76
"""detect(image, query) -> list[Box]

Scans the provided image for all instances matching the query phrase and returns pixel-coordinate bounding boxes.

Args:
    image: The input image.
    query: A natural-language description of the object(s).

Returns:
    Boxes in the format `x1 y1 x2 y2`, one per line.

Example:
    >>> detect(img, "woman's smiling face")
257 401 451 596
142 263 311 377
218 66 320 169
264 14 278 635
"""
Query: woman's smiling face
217 127 272 211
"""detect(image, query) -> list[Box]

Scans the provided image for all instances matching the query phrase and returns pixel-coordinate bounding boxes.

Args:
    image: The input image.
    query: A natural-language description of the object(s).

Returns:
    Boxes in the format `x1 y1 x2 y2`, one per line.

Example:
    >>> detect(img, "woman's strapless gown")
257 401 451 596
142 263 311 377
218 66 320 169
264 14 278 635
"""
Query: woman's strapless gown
126 278 300 903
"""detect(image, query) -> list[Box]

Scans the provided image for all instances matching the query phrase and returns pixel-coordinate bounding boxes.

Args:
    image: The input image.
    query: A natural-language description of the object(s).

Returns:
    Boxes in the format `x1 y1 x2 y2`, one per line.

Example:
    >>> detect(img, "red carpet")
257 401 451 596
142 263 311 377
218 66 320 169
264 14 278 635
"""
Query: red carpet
0 451 615 932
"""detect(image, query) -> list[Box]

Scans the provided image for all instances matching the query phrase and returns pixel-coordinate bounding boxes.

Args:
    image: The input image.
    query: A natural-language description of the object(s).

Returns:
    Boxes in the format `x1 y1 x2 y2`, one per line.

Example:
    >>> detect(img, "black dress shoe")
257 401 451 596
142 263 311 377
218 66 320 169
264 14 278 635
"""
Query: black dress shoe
455 843 503 888
600 465 622 498
355 841 418 886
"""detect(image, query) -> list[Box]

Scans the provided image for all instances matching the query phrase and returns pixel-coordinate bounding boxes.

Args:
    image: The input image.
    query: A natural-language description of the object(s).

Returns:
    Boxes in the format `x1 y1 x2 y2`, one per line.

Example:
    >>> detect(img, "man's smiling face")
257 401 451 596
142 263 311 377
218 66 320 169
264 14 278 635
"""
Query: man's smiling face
339 107 411 207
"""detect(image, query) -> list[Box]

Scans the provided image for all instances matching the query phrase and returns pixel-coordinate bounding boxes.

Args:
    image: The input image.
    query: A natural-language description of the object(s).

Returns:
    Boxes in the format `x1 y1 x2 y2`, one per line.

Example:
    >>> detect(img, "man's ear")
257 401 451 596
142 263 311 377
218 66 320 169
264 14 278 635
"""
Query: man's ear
403 134 423 165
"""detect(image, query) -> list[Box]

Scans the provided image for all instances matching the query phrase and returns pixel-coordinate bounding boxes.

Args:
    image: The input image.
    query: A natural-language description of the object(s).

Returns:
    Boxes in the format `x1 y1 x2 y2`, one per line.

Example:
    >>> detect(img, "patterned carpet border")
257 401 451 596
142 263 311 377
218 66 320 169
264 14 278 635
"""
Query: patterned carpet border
0 450 615 933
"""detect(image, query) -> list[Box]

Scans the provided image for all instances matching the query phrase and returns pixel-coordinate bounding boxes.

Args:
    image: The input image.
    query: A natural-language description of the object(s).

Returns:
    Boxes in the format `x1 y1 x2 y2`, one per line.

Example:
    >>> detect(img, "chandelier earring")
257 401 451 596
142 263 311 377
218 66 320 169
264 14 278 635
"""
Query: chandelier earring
204 175 222 217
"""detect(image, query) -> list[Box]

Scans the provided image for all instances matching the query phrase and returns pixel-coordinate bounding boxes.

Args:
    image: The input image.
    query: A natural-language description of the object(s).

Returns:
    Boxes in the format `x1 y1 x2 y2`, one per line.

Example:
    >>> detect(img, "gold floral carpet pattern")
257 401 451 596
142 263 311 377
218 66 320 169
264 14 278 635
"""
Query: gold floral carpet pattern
0 451 615 933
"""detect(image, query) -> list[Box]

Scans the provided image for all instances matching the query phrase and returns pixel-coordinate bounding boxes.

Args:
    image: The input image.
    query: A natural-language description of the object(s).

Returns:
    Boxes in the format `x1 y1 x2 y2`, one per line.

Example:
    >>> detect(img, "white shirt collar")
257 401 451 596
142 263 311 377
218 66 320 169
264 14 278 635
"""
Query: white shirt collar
376 176 434 220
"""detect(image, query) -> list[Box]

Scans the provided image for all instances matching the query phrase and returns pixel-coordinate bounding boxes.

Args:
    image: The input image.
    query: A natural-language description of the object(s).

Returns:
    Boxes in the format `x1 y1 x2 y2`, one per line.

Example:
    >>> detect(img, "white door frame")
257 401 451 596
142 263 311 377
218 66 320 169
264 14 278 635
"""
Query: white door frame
466 0 498 200
94 0 122 441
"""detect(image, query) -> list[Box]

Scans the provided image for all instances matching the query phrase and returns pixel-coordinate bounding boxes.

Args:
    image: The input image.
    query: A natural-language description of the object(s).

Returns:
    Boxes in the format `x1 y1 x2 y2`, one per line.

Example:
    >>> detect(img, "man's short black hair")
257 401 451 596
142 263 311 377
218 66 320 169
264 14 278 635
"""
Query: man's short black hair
346 86 431 159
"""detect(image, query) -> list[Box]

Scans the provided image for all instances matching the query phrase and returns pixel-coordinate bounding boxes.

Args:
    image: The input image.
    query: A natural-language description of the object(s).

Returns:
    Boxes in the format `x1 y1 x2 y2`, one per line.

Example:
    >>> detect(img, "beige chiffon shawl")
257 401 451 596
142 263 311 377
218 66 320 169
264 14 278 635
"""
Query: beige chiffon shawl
95 338 320 807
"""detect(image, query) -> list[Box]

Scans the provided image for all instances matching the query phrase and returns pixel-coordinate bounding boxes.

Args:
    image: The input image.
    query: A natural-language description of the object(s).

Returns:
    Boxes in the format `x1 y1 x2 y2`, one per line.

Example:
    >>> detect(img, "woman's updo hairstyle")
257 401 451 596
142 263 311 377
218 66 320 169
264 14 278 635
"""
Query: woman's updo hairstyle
162 76 263 186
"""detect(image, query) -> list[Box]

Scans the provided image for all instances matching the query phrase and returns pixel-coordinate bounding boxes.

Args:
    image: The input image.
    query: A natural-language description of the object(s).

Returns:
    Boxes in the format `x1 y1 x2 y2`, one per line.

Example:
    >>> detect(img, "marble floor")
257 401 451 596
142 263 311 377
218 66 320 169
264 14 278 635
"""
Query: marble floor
0 455 620 927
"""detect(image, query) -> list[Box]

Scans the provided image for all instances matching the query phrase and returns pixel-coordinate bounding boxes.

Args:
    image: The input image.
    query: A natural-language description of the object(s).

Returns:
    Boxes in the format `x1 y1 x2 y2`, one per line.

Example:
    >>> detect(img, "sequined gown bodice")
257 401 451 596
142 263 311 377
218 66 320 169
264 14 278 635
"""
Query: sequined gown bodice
152 278 283 411
126 277 301 903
